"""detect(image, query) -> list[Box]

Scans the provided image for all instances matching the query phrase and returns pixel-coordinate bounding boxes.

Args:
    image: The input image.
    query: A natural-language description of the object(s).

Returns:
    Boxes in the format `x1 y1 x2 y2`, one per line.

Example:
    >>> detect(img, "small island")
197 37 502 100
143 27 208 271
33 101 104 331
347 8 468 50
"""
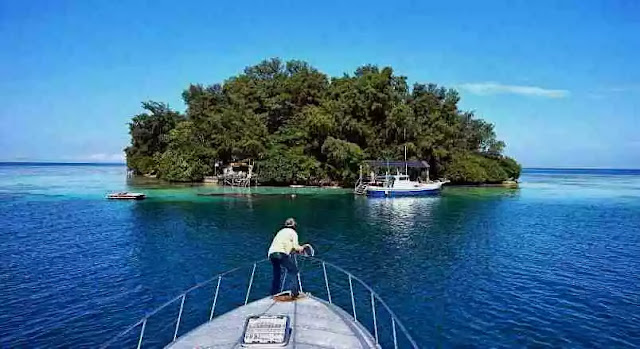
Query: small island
125 58 520 186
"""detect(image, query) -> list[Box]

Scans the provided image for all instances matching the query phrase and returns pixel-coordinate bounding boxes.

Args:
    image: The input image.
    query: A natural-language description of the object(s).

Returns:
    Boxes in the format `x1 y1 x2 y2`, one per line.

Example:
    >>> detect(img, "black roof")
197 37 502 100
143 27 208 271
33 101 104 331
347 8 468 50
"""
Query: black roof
363 160 430 168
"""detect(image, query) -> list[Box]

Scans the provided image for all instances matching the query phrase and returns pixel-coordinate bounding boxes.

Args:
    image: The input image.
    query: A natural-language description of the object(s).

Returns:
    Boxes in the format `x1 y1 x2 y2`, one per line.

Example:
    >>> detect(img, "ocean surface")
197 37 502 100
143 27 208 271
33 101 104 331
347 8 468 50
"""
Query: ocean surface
1 163 639 348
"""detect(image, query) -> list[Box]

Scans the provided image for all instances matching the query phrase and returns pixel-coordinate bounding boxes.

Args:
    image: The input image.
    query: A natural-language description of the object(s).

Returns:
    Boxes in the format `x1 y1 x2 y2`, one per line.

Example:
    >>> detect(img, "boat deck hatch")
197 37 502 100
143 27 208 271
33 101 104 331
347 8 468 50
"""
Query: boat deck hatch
241 315 290 347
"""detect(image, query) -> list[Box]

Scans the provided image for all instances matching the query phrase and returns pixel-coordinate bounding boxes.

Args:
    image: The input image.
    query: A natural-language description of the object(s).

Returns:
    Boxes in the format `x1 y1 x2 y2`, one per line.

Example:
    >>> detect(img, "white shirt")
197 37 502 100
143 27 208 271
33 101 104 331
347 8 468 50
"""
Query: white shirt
268 228 301 256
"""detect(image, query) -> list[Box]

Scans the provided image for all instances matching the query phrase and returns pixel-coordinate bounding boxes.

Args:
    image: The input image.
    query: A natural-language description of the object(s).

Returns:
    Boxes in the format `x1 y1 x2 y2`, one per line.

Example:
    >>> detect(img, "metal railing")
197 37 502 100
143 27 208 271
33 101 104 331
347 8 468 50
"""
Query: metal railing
100 256 419 349
354 177 368 195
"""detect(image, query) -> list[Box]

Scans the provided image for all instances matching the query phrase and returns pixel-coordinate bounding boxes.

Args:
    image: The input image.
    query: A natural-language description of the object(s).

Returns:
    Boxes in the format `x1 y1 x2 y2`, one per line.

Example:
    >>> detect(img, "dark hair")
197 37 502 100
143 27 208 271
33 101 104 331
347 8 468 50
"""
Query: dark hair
284 218 296 228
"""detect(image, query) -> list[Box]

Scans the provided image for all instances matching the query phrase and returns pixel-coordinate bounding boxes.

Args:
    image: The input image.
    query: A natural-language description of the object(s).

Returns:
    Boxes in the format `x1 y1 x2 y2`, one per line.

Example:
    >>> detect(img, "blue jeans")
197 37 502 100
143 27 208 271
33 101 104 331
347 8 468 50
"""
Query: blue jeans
270 253 300 296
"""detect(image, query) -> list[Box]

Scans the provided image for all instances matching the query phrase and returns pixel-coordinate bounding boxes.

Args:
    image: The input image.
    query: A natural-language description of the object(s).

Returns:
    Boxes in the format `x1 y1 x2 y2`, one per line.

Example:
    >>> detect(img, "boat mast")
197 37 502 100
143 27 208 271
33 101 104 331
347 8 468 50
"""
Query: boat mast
404 145 408 175
404 128 408 175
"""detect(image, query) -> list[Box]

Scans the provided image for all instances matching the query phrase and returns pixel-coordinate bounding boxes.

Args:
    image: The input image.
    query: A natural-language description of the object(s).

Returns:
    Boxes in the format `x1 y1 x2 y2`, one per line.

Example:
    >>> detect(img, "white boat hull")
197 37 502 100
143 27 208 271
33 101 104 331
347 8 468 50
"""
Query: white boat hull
365 182 443 197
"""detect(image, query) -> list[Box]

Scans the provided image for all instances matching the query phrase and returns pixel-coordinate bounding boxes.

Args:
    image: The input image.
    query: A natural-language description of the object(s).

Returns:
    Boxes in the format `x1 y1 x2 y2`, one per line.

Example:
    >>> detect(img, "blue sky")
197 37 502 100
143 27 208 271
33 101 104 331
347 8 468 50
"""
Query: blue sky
1 0 638 167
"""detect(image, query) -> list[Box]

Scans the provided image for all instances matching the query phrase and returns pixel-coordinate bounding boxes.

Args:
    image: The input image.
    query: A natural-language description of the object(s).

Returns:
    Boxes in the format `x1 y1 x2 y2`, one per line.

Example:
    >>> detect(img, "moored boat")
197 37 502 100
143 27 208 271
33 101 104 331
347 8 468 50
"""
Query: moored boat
354 158 447 197
106 192 146 200
364 174 445 197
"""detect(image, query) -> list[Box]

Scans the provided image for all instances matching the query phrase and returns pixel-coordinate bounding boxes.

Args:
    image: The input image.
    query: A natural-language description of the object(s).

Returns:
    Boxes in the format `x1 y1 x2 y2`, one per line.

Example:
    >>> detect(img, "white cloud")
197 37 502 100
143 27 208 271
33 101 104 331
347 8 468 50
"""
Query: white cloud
85 152 125 162
459 82 569 98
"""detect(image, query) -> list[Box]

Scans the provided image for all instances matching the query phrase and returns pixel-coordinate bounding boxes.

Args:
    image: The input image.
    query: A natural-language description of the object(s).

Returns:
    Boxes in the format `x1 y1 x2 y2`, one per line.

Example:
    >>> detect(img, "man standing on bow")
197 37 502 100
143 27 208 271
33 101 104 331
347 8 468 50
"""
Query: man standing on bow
268 218 308 298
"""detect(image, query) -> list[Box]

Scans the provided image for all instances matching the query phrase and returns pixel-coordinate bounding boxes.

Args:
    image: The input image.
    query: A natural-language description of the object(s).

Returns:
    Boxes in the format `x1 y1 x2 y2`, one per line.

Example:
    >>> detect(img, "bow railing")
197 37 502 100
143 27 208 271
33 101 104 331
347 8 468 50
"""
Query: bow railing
100 256 419 348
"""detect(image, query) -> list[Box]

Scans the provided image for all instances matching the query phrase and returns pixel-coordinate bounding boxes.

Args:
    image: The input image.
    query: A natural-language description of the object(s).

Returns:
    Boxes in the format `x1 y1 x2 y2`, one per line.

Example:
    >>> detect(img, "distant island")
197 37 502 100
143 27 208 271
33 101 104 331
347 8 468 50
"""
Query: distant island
125 58 520 186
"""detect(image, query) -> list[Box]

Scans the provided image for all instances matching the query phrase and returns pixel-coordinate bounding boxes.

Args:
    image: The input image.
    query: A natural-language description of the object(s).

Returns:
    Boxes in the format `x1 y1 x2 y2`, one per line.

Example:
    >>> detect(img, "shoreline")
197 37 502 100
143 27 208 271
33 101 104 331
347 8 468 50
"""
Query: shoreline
130 174 519 189
127 176 519 195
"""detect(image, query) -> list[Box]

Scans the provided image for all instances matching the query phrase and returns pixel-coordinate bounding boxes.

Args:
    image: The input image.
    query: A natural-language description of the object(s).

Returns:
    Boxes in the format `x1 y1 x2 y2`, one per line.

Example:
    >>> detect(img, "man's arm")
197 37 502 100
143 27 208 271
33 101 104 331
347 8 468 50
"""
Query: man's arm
292 231 305 253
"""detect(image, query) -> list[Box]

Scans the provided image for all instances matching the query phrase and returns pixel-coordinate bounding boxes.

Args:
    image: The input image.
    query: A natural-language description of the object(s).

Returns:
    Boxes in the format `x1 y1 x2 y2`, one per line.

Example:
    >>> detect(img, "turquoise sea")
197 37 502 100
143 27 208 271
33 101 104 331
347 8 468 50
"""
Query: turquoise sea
1 163 639 348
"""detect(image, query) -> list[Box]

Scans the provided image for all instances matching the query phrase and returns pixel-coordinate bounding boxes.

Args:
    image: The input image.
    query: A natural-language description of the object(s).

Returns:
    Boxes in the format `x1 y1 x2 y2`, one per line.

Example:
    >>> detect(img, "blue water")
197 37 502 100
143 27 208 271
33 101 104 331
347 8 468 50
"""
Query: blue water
1 164 639 348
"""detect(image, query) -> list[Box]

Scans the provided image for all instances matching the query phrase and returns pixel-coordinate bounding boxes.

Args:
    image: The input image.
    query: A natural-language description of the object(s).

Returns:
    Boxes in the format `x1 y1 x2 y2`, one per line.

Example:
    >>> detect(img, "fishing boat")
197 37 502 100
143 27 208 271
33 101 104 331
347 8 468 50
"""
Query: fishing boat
354 160 447 197
100 256 418 348
106 192 146 200
362 173 445 197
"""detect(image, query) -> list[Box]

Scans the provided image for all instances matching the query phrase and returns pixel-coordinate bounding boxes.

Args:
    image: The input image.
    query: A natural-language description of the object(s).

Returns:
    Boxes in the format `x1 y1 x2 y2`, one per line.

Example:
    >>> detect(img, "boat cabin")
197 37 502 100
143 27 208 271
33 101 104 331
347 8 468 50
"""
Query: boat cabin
359 160 431 185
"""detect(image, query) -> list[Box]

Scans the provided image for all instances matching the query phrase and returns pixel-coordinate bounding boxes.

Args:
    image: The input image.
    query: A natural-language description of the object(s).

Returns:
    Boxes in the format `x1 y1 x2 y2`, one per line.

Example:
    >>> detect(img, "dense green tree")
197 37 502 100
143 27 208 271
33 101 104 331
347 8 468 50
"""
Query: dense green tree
125 58 520 184
321 137 364 183
498 156 522 180
258 145 322 184
156 150 211 182
125 101 184 174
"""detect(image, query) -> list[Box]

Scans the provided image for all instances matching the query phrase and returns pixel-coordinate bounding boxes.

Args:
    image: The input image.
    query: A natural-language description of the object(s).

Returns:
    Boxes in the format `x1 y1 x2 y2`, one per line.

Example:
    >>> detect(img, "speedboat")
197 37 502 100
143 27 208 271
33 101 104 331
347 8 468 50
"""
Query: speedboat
100 256 418 348
363 174 445 197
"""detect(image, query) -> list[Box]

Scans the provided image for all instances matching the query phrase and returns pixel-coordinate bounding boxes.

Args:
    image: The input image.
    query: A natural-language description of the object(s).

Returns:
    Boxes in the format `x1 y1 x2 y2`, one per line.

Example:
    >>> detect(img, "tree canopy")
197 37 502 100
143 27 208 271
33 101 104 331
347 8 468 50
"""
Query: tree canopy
125 58 520 184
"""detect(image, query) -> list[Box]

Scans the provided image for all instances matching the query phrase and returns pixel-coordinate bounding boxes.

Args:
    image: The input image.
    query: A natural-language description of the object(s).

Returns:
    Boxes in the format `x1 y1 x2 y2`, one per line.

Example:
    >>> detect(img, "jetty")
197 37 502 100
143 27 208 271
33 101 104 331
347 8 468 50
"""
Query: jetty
219 160 256 187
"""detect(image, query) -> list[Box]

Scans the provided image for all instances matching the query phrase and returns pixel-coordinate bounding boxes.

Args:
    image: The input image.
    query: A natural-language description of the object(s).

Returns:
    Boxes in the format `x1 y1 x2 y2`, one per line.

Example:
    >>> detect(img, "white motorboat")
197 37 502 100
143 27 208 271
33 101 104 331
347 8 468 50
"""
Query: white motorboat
364 174 445 197
354 158 447 197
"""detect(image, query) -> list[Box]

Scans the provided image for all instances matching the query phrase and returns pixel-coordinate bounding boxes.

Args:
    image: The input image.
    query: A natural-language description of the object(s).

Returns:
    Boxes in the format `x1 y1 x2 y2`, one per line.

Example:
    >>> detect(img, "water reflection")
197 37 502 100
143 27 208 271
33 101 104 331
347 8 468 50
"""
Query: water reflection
363 196 440 249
